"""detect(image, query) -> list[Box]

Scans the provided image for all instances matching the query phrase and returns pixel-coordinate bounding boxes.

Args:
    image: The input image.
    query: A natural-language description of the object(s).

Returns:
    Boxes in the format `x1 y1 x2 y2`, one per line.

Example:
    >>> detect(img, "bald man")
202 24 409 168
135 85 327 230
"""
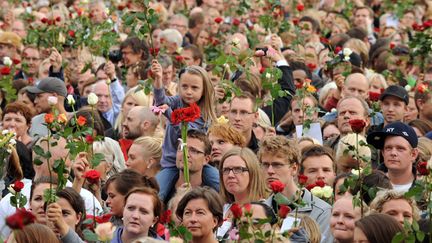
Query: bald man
123 106 160 140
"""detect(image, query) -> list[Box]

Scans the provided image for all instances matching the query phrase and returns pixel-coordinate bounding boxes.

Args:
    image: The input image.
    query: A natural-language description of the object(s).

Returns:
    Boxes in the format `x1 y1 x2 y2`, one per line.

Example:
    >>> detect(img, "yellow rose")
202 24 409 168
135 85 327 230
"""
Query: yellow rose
306 85 317 93
95 222 116 241
322 186 333 198
311 186 323 198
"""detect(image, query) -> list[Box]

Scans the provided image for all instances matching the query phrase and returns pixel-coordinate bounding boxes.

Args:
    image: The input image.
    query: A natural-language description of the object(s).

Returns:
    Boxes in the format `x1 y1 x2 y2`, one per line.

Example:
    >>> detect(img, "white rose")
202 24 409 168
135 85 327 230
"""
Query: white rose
343 48 353 57
58 32 66 44
26 7 32 14
2 129 9 135
48 96 58 106
427 158 432 170
3 57 12 66
311 186 323 198
87 93 99 105
322 186 333 198
232 37 240 47
344 56 350 61
265 73 272 79
67 95 75 106
9 139 16 145
351 168 362 176
405 85 412 92
176 47 183 54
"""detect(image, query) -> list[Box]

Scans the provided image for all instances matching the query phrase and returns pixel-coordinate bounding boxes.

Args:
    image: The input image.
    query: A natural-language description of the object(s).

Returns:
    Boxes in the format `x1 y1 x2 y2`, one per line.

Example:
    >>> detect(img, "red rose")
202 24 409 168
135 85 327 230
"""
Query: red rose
0 66 11 75
230 203 242 219
292 18 299 26
55 16 61 22
259 67 265 74
171 103 201 125
320 37 329 44
6 208 35 230
306 183 316 191
41 17 48 24
373 27 380 33
417 84 428 94
349 119 366 134
278 205 291 218
149 48 160 56
412 23 424 31
12 181 24 192
77 116 87 126
214 17 223 24
247 24 254 30
159 210 172 224
298 174 308 185
232 18 240 26
315 180 325 188
47 19 54 25
117 4 126 11
85 134 94 144
44 113 55 124
68 30 75 38
423 19 432 28
389 42 395 49
244 203 252 215
175 55 184 62
77 9 83 16
84 169 101 184
334 46 342 54
270 180 285 193
296 3 304 12
295 81 303 89
368 91 381 102
307 63 317 71
95 213 112 224
417 161 430 176
12 58 20 65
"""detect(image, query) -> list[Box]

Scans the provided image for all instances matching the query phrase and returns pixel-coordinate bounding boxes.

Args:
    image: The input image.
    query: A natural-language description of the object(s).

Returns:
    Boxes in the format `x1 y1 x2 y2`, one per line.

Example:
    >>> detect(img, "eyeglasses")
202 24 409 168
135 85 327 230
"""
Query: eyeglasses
170 23 187 29
177 145 205 155
229 109 254 117
261 162 287 170
222 166 249 175
23 57 41 62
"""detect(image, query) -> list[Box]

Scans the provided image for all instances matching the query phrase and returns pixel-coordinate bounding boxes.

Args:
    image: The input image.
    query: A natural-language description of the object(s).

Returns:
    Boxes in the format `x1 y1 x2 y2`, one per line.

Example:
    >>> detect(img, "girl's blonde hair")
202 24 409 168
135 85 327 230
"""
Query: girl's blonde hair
180 65 217 123
133 136 163 163
219 147 268 204
114 86 153 131
367 73 388 90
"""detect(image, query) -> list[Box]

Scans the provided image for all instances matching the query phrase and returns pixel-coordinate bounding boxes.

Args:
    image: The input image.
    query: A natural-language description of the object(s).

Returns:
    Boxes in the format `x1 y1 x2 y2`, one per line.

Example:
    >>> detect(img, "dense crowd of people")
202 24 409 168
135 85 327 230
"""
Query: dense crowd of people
0 0 431 242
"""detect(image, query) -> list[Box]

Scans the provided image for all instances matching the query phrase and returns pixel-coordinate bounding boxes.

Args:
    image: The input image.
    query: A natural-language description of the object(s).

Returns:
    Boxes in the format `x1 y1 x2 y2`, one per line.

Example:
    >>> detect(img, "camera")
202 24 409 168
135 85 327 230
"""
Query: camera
108 49 123 63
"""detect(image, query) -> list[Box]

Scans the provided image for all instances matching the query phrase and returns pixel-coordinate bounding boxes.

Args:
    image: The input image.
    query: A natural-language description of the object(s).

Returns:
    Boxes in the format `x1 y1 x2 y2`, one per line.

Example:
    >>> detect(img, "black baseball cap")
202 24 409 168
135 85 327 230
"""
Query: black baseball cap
379 85 409 105
367 121 418 149
27 77 67 97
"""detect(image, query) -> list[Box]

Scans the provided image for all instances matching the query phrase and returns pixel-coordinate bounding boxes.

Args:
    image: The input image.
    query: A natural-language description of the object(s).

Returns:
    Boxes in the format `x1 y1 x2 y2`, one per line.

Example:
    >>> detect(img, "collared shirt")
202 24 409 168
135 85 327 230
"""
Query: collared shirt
265 189 333 243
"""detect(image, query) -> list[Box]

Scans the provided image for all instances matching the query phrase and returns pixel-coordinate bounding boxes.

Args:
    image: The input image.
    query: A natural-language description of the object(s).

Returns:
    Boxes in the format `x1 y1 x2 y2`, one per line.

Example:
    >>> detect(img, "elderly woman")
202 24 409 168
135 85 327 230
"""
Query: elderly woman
370 190 420 225
176 187 223 243
1 101 34 147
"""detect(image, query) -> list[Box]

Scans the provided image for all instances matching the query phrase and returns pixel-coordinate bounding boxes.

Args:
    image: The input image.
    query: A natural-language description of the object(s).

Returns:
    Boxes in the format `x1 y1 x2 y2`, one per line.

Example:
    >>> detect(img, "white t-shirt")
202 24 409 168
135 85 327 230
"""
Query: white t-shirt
392 182 412 193
0 179 102 238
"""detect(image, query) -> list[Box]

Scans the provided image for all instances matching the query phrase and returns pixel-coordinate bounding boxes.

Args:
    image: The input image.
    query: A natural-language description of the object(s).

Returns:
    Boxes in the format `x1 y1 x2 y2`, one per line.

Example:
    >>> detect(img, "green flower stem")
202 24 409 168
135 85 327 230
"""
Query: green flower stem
181 122 190 186
355 133 364 217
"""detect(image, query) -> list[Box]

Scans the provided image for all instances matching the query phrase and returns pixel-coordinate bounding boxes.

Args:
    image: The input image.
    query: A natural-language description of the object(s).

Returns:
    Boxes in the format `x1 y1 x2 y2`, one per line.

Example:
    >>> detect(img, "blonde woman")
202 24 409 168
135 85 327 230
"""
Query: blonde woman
126 136 162 178
93 137 126 181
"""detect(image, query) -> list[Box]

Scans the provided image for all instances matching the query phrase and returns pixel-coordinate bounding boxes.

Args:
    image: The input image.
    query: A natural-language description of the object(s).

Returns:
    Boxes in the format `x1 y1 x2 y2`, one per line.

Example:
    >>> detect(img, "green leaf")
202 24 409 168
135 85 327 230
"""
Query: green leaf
392 232 405 243
273 193 291 205
83 229 99 241
33 145 46 157
34 158 43 166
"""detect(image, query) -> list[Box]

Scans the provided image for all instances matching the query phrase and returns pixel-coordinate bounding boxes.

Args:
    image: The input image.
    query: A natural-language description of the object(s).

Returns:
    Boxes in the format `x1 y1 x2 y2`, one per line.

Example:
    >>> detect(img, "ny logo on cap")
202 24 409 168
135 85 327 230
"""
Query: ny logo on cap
386 128 394 132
